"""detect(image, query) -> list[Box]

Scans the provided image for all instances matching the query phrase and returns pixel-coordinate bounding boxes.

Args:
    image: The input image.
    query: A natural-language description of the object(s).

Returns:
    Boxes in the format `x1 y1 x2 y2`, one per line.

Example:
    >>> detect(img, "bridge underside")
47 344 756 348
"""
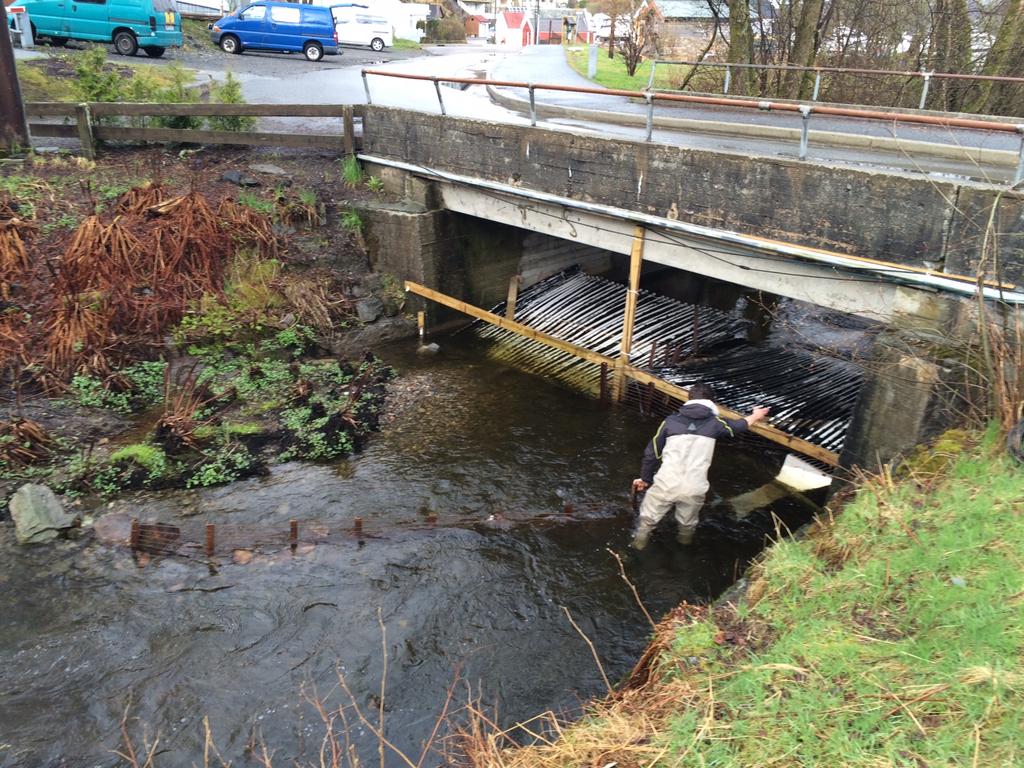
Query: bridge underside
438 183 952 326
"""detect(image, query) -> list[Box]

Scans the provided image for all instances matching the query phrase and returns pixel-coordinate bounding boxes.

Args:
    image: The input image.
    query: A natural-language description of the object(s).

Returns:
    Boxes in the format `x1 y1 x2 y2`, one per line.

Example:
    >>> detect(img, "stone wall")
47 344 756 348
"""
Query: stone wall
362 107 1024 288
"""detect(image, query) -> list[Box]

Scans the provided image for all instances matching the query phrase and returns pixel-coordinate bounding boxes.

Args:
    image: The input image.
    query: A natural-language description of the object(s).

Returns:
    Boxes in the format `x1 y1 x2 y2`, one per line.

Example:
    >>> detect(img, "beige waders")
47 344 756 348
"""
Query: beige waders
631 434 716 549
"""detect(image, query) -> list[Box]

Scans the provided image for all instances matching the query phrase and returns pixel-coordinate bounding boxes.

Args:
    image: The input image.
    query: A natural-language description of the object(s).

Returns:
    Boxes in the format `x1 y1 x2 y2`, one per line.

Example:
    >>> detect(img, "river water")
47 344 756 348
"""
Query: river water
0 337 821 767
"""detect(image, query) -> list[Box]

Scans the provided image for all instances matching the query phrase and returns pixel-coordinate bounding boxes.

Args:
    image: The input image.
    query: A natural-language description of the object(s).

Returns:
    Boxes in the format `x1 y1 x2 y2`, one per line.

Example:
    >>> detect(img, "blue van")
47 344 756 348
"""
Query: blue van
12 0 182 57
210 2 339 62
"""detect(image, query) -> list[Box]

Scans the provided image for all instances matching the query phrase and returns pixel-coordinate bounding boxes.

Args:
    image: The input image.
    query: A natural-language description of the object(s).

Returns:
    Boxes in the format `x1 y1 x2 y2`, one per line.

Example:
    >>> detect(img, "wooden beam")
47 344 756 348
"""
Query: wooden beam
92 126 350 150
612 225 645 401
505 275 521 320
87 102 362 118
405 280 840 467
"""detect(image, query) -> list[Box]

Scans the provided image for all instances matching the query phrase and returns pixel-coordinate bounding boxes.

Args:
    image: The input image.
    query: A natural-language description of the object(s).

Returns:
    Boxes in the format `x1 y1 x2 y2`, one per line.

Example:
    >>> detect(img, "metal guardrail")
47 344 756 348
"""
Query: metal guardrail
23 102 365 156
360 69 1024 183
647 59 1024 111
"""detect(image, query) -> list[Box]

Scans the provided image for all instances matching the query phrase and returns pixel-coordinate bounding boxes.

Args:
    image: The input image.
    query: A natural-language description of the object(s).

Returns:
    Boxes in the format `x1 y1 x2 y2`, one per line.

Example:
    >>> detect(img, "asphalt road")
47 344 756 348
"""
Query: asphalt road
16 39 1022 182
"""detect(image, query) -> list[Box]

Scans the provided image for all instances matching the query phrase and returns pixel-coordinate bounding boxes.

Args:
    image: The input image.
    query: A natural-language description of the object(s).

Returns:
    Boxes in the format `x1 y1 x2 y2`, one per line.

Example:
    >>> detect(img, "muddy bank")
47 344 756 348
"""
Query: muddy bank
0 148 417 508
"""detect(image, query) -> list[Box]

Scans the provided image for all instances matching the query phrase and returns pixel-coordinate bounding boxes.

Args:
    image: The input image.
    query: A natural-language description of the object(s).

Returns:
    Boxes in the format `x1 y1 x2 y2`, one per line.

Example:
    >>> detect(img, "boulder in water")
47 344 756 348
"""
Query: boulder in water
9 484 75 545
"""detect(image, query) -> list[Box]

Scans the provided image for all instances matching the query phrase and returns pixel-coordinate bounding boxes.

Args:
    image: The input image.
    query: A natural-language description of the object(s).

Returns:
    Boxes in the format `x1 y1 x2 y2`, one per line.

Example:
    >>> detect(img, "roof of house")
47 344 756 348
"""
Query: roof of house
654 0 727 20
502 10 528 27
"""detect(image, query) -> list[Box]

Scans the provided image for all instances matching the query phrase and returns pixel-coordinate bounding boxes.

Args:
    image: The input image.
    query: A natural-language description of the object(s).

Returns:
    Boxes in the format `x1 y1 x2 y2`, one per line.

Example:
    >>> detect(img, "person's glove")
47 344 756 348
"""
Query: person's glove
632 478 649 492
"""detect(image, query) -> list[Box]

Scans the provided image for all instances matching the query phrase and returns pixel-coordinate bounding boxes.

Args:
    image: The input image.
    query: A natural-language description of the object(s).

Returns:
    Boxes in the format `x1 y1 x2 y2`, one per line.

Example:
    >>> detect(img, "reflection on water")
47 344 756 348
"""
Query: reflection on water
0 337 821 767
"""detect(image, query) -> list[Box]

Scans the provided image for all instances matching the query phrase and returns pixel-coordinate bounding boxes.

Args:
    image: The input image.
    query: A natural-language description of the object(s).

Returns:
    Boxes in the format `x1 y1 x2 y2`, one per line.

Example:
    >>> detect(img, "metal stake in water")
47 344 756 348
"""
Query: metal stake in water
798 104 812 160
433 78 446 116
361 70 372 105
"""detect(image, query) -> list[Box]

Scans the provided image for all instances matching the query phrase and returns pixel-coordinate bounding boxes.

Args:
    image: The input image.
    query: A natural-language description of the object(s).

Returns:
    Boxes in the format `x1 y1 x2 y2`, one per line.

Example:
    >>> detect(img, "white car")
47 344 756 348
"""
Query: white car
330 5 392 51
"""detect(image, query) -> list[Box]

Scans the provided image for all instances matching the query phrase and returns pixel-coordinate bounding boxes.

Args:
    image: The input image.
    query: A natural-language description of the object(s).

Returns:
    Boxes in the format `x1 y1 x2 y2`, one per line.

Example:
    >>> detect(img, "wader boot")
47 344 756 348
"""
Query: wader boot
676 526 696 545
630 522 655 550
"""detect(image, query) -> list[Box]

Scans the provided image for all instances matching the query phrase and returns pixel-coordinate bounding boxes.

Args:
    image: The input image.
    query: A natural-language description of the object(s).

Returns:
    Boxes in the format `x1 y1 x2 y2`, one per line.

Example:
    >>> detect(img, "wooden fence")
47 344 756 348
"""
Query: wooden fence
23 102 364 158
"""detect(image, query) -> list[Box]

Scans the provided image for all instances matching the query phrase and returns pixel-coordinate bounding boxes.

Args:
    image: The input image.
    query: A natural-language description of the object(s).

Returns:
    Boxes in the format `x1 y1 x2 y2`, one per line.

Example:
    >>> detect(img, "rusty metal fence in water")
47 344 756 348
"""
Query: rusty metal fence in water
470 268 866 462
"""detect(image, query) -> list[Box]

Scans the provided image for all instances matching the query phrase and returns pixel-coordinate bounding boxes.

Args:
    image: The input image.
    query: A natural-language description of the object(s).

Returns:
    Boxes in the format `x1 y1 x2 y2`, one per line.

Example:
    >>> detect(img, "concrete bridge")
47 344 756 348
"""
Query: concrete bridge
355 105 1024 470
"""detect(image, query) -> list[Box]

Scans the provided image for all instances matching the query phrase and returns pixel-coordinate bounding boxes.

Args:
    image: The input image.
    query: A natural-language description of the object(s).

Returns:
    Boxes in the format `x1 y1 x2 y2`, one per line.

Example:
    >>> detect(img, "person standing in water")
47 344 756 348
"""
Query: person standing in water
631 383 769 549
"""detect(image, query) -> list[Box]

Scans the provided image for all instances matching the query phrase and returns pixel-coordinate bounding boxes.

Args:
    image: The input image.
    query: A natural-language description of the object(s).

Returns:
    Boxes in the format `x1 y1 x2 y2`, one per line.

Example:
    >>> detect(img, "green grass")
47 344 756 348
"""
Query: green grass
564 46 722 93
15 53 194 102
392 38 422 50
109 443 168 477
659 428 1024 766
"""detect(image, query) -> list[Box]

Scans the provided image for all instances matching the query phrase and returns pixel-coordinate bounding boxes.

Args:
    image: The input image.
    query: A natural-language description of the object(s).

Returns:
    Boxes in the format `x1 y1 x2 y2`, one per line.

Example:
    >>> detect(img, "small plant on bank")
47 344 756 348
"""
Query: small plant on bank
186 442 258 488
238 191 276 216
366 176 385 194
207 72 257 132
341 155 363 187
340 208 363 232
70 360 167 414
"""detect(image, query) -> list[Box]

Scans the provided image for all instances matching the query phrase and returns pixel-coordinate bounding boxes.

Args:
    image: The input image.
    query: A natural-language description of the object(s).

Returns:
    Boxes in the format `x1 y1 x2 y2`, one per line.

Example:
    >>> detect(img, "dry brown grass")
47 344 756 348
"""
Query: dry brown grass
0 186 279 390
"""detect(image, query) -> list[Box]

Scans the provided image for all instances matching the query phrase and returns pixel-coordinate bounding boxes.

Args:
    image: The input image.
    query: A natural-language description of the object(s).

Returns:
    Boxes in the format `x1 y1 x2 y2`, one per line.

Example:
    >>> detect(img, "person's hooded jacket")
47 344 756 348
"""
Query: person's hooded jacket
639 399 749 493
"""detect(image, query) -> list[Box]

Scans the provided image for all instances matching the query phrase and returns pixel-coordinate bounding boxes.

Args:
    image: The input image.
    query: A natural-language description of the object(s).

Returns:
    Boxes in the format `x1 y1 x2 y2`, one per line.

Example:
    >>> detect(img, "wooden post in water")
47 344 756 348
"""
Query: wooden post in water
505 275 521 320
599 362 609 404
354 517 363 536
290 519 298 552
130 518 140 551
205 524 215 557
417 310 425 342
611 226 646 402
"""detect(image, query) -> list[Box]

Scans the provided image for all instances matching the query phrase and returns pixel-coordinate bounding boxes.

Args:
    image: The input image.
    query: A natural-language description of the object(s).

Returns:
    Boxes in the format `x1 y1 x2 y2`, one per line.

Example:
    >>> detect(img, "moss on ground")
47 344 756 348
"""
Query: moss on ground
485 426 1024 767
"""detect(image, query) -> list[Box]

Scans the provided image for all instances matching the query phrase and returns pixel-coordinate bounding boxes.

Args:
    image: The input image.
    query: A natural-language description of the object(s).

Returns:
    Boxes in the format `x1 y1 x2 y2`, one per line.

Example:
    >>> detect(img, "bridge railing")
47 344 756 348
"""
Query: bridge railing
360 68 1024 183
645 59 1024 113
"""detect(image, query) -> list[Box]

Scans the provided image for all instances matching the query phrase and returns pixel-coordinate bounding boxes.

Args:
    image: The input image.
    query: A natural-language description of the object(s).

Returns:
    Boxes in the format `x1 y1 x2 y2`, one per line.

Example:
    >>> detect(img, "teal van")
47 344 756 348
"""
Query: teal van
13 0 183 57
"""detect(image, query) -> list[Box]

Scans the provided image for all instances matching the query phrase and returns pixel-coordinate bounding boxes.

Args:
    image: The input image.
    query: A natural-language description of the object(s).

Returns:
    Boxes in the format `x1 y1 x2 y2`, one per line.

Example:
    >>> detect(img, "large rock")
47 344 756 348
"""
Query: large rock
355 296 385 323
9 484 74 545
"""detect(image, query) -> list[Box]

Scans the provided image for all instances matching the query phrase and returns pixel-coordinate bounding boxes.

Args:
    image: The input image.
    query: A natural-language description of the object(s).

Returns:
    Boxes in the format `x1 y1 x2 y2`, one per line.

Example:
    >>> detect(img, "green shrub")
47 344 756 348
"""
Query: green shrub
186 443 257 487
366 176 385 194
207 72 256 132
154 64 203 130
70 360 166 413
340 155 363 186
423 18 466 42
72 47 125 102
340 209 362 232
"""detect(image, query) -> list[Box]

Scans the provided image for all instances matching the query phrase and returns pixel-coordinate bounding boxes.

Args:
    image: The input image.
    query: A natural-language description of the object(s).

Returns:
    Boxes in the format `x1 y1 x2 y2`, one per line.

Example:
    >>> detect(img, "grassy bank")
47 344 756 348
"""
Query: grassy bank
565 45 673 91
470 428 1024 766
15 49 195 102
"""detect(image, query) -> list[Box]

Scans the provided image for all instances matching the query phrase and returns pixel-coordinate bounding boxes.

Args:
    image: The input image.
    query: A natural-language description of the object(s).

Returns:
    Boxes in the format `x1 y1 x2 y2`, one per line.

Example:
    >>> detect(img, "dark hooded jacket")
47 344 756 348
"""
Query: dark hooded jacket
639 400 749 486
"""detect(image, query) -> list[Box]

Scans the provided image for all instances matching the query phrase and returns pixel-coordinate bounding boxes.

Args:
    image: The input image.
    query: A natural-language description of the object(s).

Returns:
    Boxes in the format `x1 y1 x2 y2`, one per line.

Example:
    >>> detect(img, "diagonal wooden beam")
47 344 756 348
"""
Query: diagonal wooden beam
405 280 840 467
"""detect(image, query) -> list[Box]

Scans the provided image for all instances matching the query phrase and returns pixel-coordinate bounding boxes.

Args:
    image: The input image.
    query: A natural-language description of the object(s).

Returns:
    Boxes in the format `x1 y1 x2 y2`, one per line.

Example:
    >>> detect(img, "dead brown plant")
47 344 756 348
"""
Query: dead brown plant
0 418 54 466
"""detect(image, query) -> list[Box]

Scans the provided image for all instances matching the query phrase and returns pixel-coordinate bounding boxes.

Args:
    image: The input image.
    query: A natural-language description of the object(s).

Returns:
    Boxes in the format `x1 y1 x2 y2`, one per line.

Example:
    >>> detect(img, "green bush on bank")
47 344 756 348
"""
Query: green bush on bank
660 427 1024 766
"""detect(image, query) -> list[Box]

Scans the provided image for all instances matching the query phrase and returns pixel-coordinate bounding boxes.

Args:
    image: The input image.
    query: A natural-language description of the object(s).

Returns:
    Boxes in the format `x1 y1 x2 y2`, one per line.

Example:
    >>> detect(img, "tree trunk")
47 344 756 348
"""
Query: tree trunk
608 16 616 58
970 0 1024 113
0 3 30 153
785 0 824 99
928 0 971 111
727 0 753 95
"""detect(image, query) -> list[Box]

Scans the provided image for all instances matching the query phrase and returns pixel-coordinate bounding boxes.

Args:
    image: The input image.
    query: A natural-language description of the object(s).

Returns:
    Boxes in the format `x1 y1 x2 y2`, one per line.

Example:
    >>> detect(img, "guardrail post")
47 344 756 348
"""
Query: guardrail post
361 70 372 105
645 92 654 142
918 71 932 110
75 103 95 160
528 83 536 126
1014 126 1024 186
811 70 821 101
723 65 731 95
342 105 354 155
433 77 446 116
798 104 811 160
647 60 657 91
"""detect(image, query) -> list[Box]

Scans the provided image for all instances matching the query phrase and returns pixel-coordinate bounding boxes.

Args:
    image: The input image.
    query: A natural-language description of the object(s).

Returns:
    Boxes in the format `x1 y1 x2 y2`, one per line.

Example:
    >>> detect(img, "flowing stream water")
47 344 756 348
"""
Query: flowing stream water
0 337 823 767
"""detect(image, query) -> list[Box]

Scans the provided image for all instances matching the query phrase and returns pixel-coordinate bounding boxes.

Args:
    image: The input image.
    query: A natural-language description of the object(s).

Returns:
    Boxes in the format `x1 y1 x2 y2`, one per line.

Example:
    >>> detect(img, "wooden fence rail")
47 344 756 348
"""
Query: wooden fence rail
23 101 365 157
